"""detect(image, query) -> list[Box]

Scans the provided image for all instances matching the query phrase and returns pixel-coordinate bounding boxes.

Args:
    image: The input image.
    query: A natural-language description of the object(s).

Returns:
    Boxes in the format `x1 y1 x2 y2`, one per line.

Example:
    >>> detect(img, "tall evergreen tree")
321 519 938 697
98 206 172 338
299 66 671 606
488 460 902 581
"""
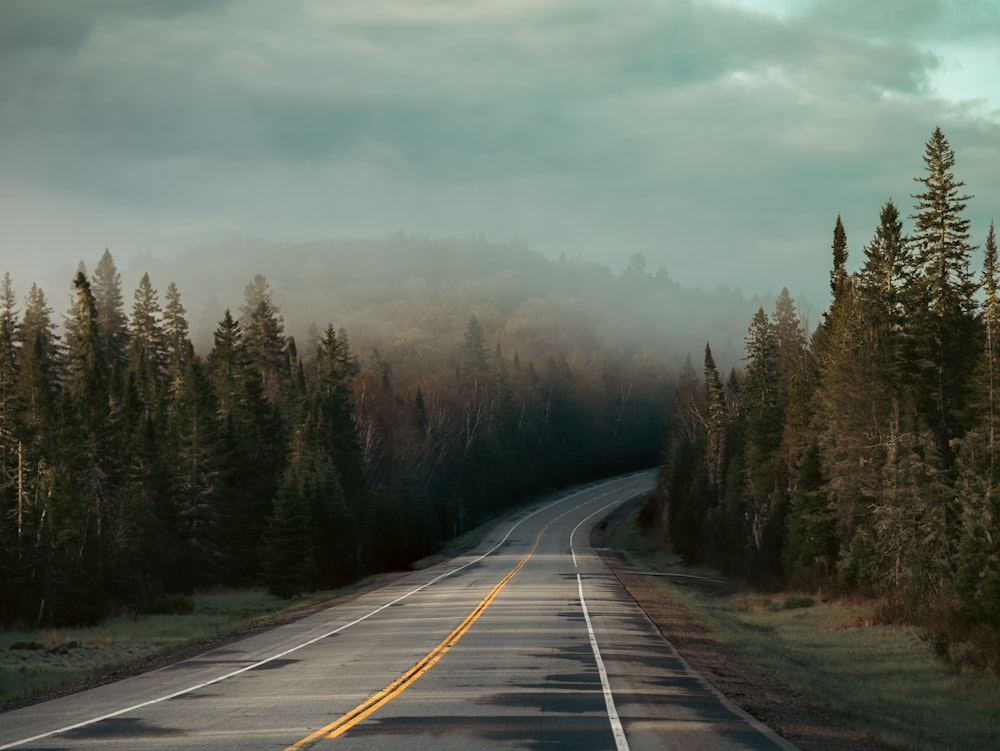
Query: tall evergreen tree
163 281 190 379
259 441 316 598
953 222 1000 630
741 307 783 564
17 284 59 456
461 314 490 386
0 273 19 502
311 324 364 509
662 354 709 562
207 309 284 584
830 214 849 297
240 275 289 408
127 273 167 408
976 221 1000 454
39 271 116 623
704 342 727 501
91 250 129 369
0 273 21 614
856 199 908 327
909 127 979 449
12 282 60 610
165 350 223 591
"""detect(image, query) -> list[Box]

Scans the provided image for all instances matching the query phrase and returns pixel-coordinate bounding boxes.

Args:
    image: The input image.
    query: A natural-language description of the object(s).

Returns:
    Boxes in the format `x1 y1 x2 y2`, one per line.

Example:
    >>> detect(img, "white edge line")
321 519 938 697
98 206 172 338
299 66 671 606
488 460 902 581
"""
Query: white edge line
569 478 649 568
0 477 634 750
577 572 630 751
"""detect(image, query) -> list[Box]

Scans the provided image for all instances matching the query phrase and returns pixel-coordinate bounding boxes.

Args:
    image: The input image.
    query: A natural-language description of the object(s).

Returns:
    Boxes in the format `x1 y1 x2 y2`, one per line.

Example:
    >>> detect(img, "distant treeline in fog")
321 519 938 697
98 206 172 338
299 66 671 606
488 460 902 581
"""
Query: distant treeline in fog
0 237 765 625
126 234 783 372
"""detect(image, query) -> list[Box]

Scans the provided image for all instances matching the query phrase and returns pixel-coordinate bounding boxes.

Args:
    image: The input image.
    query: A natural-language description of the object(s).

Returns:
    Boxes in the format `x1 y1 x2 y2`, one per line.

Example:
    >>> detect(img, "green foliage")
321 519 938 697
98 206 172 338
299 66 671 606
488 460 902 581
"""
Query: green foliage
260 455 317 599
0 247 672 626
656 128 1000 669
145 594 195 615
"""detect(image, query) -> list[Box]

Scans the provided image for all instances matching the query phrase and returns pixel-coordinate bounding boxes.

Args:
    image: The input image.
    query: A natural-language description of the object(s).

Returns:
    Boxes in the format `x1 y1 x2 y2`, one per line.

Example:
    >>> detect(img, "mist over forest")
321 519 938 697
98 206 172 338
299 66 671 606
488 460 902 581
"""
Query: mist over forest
2 232 795 626
117 235 791 373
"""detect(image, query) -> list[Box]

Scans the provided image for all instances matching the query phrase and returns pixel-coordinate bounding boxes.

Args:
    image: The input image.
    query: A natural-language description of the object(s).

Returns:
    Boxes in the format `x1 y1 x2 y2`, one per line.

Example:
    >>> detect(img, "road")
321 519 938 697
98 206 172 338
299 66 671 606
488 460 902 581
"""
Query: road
0 470 797 751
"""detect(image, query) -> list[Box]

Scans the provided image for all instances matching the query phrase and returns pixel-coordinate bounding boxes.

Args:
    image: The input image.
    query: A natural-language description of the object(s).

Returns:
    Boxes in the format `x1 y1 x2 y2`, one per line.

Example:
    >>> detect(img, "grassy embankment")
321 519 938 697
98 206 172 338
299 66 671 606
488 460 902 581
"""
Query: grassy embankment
0 589 343 707
610 505 1000 751
0 524 491 709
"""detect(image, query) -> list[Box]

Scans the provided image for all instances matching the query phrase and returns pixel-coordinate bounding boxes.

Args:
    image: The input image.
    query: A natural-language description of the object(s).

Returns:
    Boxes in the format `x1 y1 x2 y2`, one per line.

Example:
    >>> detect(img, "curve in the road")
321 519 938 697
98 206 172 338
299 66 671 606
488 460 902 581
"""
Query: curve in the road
0 477 637 751
286 478 644 749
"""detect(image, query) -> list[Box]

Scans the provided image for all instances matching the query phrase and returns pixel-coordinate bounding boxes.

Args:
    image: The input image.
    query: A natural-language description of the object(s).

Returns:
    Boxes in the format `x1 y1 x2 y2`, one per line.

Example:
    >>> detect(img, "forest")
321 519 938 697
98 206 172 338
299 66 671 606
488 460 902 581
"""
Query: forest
649 127 1000 671
0 235 762 626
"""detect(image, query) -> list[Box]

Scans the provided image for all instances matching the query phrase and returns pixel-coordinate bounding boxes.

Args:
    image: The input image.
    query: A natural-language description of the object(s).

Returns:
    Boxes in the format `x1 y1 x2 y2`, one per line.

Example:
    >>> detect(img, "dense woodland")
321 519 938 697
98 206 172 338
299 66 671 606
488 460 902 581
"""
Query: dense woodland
650 128 1000 671
0 237 728 625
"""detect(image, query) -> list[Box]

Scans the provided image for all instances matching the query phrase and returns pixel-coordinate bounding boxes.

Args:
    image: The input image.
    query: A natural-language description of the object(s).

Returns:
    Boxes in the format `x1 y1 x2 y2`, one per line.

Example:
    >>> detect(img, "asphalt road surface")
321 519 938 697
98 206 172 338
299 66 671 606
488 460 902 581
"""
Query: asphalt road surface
0 470 798 751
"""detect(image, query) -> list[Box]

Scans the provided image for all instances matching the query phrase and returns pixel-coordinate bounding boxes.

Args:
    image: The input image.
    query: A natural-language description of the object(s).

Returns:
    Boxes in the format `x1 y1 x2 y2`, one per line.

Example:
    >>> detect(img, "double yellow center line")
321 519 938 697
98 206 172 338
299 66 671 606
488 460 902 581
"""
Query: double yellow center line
284 531 544 749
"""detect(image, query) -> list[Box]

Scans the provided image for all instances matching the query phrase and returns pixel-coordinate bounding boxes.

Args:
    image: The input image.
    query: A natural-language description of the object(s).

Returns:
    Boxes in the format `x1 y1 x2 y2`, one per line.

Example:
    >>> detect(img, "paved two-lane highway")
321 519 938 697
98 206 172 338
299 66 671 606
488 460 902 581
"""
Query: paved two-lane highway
1 471 797 750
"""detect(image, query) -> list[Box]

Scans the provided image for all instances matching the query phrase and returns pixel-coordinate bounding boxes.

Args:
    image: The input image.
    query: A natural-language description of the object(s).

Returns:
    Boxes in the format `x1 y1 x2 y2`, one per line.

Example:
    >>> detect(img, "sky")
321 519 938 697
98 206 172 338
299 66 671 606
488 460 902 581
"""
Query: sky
1 0 998 308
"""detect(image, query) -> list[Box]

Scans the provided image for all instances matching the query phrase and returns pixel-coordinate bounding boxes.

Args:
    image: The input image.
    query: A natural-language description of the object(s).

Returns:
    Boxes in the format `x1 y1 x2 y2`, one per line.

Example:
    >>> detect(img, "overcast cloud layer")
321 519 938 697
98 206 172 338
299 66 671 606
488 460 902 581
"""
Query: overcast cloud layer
1 0 998 307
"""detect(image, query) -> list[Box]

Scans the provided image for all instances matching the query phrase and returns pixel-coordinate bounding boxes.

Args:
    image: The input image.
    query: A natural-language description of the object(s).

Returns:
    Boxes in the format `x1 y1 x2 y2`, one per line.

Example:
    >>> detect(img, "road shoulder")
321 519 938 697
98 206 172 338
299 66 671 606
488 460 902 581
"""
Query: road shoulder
591 526 889 751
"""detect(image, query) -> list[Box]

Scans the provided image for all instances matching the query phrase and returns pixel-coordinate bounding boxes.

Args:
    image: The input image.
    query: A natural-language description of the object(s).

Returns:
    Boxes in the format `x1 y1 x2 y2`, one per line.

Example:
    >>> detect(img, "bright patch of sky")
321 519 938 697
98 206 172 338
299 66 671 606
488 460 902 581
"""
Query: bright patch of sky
930 44 1000 118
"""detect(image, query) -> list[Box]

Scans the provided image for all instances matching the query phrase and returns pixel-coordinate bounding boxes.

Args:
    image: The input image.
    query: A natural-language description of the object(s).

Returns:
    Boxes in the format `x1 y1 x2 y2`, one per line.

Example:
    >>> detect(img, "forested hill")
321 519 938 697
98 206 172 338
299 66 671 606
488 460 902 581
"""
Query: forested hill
129 235 784 372
0 234 783 627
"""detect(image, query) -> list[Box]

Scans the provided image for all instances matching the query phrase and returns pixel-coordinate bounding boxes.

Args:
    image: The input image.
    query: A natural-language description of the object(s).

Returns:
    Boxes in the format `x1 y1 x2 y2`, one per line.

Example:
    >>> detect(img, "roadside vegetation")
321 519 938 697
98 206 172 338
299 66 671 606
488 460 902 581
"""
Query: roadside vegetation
612 503 1000 751
0 588 341 707
646 128 1000 672
1 238 691 629
0 508 505 709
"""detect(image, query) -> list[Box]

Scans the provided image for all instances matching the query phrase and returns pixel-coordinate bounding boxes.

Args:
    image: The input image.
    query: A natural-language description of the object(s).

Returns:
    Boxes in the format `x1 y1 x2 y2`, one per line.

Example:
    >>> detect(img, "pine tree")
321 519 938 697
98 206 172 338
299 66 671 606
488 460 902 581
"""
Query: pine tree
978 221 1000 456
165 350 223 591
11 283 59 614
703 342 727 500
909 127 979 449
311 324 364 517
0 273 19 499
18 284 59 453
259 448 315 598
856 199 909 327
830 214 848 297
461 314 490 386
857 421 952 598
663 354 709 562
163 282 190 380
64 272 108 420
240 275 289 408
811 207 919 581
91 249 129 369
127 273 167 408
741 307 783 565
0 273 21 617
207 309 283 584
953 222 1000 633
41 271 115 623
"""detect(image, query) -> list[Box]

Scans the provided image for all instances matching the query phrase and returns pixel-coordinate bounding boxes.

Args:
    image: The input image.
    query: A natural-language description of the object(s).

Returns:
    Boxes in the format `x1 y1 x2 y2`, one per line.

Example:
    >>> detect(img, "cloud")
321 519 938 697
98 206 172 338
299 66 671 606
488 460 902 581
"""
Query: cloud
0 0 997 308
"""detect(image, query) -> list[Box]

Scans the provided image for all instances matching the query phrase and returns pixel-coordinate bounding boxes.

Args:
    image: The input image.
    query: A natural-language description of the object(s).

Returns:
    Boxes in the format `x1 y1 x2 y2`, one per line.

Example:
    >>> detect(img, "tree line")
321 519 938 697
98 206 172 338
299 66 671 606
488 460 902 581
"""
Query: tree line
650 127 999 671
0 253 670 625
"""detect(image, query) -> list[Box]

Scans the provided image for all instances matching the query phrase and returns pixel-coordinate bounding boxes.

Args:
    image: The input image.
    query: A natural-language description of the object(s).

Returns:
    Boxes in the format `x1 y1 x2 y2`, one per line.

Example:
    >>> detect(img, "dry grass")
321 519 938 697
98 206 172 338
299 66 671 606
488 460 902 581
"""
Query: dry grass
610 509 1000 751
0 588 338 707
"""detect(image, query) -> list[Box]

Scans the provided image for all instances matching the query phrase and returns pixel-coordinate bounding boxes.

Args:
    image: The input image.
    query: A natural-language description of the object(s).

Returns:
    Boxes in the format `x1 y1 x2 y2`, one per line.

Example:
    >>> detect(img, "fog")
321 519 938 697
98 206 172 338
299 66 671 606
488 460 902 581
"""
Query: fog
4 236 807 379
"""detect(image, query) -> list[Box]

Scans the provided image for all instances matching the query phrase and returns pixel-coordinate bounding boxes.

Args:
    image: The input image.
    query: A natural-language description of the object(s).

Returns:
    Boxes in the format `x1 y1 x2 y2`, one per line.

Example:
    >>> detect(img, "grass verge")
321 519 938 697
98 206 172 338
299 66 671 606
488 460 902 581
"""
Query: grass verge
0 497 523 711
610 506 1000 751
0 501 515 712
0 587 344 708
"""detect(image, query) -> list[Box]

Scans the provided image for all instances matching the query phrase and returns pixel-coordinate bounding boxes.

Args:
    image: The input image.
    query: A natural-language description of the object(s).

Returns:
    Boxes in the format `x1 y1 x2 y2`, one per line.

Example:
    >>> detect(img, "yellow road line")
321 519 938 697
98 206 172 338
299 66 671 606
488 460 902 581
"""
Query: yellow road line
284 532 542 749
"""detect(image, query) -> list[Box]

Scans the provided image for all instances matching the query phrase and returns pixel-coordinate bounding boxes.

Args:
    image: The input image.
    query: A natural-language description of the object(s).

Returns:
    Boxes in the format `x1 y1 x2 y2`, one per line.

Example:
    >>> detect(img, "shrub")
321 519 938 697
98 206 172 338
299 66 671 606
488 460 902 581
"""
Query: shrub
145 594 195 615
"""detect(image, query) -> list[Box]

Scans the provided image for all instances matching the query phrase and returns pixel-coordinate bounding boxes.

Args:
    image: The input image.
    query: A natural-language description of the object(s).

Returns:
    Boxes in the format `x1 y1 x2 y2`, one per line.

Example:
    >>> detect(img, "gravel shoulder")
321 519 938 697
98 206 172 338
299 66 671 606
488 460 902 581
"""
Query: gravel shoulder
591 512 891 751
